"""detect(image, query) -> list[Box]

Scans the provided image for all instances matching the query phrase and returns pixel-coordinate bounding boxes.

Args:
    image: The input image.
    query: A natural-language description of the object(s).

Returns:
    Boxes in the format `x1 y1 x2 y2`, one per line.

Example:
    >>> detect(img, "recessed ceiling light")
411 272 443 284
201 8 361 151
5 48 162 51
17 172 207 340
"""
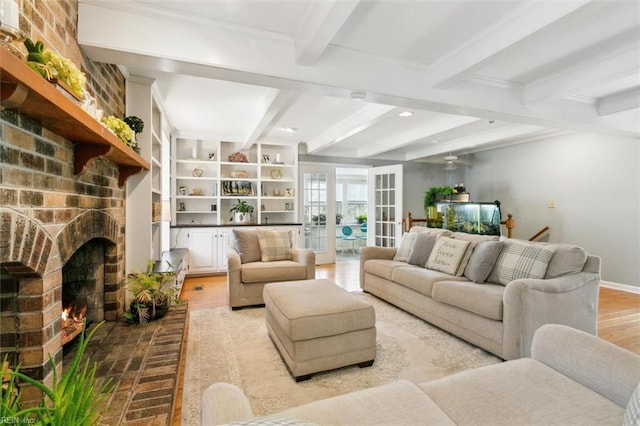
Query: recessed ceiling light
283 127 297 133
398 111 413 117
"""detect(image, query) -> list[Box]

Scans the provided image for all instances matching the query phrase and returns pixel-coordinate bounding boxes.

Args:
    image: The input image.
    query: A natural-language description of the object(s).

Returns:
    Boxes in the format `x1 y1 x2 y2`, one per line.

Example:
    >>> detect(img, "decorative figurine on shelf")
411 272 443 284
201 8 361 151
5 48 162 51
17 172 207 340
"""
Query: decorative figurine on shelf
285 188 293 197
454 183 466 193
192 168 203 177
270 169 282 179
228 152 249 162
208 152 216 160
274 187 281 196
263 154 271 163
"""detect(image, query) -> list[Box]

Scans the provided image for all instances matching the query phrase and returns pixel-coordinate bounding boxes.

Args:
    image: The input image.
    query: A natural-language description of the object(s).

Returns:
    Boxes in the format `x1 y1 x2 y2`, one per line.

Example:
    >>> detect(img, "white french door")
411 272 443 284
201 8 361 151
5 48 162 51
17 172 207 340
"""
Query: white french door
368 164 403 247
300 164 336 264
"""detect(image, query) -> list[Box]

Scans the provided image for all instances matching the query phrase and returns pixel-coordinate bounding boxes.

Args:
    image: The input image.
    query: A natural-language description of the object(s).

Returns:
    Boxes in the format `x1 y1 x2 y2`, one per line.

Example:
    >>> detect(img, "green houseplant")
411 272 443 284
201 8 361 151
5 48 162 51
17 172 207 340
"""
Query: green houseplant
123 116 144 135
123 116 144 153
356 213 367 224
424 186 455 208
1 321 113 425
230 199 254 223
125 260 177 325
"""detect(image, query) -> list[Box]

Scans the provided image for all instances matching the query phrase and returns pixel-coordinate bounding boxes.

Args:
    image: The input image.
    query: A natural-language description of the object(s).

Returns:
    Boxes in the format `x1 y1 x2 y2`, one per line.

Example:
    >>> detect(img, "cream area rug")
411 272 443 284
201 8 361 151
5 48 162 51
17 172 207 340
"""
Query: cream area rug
181 293 501 424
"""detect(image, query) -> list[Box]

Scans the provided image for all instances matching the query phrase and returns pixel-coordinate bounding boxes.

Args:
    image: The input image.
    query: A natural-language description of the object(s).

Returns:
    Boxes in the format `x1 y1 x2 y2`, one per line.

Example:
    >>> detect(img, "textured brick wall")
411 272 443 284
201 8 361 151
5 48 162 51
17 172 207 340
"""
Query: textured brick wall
0 0 130 396
17 0 126 117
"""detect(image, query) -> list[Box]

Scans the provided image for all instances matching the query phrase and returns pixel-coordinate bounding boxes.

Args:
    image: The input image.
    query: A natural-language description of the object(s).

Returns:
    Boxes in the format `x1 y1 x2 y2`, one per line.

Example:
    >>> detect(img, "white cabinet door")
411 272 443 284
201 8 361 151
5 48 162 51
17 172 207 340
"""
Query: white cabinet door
181 228 231 274
189 229 217 273
216 229 232 271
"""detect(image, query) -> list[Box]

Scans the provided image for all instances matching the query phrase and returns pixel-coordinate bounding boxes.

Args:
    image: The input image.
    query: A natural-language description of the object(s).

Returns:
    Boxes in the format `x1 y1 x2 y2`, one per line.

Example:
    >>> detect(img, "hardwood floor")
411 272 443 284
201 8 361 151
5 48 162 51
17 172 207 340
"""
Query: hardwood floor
597 286 640 353
171 260 640 424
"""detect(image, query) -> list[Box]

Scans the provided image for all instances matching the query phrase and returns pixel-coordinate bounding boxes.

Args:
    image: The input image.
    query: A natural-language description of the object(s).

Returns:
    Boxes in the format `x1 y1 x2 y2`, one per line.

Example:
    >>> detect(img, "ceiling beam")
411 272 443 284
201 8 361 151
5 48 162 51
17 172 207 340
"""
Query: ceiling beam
305 104 395 153
242 90 298 149
294 1 360 66
427 0 590 87
356 115 479 158
404 123 544 160
524 41 640 105
598 88 640 116
77 1 638 139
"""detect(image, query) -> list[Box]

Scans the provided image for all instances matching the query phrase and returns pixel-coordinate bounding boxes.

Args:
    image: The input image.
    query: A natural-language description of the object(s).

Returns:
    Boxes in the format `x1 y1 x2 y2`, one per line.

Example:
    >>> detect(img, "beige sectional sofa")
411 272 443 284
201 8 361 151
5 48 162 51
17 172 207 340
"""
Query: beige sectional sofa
201 325 640 425
360 227 601 360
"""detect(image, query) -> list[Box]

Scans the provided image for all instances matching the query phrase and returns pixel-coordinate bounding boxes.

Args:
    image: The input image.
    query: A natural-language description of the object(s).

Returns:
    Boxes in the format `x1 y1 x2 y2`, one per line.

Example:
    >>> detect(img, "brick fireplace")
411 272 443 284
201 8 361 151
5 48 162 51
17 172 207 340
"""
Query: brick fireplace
0 0 131 399
0 113 129 398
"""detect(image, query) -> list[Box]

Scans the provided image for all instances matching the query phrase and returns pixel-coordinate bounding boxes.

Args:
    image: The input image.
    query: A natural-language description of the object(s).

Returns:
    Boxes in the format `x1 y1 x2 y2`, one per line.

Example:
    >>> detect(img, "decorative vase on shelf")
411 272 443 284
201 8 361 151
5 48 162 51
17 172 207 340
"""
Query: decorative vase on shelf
234 212 251 224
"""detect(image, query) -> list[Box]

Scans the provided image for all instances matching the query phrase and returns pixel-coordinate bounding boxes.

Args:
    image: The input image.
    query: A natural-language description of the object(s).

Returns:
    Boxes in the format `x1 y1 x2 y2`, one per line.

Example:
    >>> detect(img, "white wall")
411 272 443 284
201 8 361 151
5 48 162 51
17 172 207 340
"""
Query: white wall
467 133 639 288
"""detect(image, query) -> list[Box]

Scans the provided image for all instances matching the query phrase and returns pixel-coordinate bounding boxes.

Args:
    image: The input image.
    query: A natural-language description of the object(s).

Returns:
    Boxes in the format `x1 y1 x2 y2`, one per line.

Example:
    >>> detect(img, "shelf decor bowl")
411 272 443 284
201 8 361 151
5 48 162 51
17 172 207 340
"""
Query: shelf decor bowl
230 170 248 178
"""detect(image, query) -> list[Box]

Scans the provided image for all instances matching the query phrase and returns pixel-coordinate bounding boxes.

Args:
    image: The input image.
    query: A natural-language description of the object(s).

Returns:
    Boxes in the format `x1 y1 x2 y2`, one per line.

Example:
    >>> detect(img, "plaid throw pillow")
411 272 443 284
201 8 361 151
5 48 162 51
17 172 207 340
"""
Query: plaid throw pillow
487 240 556 285
256 229 292 261
393 233 418 262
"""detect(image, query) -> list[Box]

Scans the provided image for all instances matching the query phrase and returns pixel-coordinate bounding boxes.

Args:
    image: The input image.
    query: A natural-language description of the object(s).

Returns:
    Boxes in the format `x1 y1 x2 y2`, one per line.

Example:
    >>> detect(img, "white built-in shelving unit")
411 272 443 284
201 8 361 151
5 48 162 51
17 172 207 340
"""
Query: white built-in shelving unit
125 76 171 273
171 139 298 226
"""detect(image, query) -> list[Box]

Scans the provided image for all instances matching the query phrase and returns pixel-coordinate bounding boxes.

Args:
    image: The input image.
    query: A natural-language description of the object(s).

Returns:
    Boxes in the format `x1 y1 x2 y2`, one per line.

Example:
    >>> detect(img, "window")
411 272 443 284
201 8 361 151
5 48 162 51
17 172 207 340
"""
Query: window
336 168 368 224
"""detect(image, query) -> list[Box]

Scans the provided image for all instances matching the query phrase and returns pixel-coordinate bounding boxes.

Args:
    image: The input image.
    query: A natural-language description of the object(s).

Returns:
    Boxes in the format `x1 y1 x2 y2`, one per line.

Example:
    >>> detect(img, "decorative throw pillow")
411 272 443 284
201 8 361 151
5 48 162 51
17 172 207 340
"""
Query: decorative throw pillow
407 233 437 267
426 236 472 275
451 233 499 276
233 229 262 264
393 233 417 262
256 229 292 262
487 240 556 285
464 241 504 283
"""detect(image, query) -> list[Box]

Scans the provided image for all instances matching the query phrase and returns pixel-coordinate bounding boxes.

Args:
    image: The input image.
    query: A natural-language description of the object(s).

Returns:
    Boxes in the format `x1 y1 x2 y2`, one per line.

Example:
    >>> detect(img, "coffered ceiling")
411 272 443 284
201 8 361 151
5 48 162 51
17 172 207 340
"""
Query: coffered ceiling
77 0 640 163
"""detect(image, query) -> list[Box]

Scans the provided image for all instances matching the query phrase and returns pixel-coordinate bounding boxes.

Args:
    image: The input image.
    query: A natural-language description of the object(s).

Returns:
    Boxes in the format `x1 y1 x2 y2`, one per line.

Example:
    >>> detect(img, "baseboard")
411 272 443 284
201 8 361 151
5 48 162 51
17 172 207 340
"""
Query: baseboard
600 280 640 294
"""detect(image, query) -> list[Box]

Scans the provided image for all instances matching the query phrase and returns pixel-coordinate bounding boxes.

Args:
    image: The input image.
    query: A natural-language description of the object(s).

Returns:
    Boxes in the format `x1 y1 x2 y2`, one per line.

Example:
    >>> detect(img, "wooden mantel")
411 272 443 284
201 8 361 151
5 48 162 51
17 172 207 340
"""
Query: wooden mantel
0 47 149 186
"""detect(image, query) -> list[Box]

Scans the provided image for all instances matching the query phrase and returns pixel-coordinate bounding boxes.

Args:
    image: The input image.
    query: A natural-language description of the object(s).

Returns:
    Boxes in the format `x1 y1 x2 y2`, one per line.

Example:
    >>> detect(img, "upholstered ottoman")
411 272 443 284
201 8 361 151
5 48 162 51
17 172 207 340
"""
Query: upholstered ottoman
263 279 376 381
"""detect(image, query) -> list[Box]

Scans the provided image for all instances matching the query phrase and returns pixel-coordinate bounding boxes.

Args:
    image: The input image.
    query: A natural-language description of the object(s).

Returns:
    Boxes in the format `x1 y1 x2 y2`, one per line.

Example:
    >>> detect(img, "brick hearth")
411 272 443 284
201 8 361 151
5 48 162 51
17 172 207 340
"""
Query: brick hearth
64 303 188 425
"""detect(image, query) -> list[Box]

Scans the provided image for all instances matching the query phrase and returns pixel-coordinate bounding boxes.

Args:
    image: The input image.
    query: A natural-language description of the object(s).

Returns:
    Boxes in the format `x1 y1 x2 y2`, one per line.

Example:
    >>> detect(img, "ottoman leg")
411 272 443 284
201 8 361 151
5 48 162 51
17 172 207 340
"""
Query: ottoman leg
295 373 313 382
358 360 374 368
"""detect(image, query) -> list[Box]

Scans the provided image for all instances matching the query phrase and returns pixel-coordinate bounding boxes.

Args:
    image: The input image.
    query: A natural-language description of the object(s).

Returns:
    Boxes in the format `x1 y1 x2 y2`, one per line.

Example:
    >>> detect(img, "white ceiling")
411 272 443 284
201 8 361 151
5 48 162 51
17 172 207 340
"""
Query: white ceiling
77 0 640 163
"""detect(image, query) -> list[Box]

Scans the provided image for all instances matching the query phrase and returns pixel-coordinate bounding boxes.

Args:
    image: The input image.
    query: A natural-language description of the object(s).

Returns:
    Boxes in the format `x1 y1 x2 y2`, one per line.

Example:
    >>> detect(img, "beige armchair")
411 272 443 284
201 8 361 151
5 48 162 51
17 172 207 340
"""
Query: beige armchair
227 228 315 309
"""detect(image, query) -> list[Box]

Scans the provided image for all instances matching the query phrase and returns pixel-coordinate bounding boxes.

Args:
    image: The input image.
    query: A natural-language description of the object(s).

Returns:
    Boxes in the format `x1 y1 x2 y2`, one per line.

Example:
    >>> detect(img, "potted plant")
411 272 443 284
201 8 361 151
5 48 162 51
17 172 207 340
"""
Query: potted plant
230 199 254 224
424 186 455 208
124 116 144 153
125 260 177 326
357 213 367 224
311 213 326 225
336 213 343 225
1 321 113 423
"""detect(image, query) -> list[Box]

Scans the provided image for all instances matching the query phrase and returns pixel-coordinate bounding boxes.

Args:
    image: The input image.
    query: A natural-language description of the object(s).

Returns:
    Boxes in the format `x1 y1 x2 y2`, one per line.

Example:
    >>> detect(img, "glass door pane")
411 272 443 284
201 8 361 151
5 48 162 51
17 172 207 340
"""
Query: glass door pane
301 165 335 264
368 165 403 247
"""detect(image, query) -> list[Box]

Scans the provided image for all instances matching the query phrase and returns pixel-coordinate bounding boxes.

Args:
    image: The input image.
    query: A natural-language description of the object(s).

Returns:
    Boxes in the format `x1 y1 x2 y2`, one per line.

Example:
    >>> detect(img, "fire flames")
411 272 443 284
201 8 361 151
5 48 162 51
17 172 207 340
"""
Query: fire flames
61 302 87 345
